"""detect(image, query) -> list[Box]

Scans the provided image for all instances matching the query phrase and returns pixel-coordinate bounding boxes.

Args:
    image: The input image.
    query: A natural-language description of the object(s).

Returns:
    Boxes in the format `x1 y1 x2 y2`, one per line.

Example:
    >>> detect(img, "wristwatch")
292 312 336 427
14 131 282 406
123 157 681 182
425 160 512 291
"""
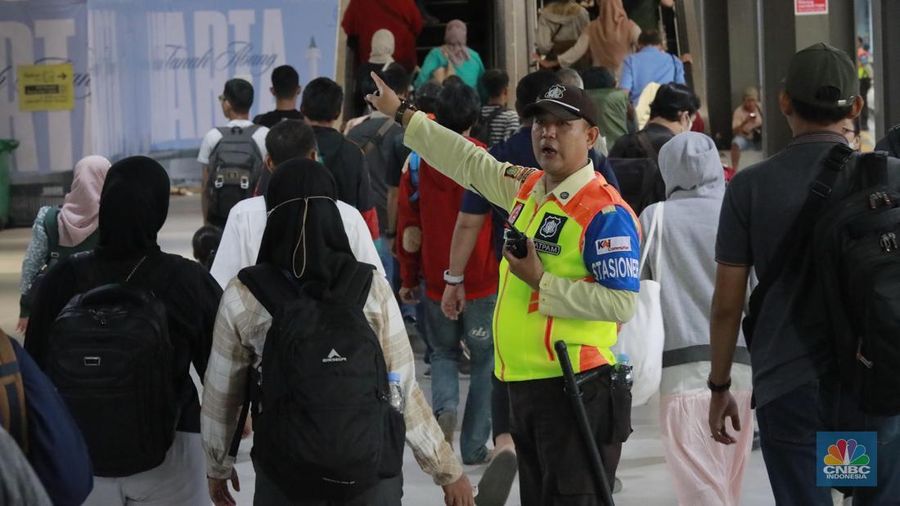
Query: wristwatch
395 99 418 124
443 270 464 286
707 377 732 393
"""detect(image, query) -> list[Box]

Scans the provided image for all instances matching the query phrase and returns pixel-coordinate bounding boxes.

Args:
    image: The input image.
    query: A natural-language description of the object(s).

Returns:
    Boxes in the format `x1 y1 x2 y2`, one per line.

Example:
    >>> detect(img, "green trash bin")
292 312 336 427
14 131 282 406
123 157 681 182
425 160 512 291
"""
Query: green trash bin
0 139 17 229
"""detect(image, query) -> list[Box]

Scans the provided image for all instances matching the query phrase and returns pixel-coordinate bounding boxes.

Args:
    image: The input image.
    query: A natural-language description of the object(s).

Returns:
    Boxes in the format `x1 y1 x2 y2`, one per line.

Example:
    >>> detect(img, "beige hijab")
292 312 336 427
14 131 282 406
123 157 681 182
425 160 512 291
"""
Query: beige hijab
58 155 110 247
587 0 638 70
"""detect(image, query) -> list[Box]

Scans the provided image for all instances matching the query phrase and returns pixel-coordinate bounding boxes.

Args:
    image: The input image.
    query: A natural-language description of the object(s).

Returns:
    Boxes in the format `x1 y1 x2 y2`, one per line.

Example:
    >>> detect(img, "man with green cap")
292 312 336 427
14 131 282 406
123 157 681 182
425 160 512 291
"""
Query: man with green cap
708 42 900 504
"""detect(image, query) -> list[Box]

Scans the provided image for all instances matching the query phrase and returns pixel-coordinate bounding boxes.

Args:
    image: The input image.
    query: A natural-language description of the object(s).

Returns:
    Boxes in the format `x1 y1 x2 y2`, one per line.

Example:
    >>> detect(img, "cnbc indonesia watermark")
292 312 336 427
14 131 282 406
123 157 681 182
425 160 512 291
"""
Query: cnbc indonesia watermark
817 432 877 488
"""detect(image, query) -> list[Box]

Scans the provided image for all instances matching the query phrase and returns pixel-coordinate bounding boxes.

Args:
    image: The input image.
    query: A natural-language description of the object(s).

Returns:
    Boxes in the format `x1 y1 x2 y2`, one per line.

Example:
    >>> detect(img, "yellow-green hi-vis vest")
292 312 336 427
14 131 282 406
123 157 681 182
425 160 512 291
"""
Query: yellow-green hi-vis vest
493 171 638 382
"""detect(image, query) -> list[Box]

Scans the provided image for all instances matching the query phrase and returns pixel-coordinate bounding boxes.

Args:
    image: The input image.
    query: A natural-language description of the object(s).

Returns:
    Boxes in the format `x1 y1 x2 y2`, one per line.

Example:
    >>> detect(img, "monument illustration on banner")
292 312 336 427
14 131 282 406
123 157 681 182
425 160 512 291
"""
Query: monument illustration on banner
306 37 321 79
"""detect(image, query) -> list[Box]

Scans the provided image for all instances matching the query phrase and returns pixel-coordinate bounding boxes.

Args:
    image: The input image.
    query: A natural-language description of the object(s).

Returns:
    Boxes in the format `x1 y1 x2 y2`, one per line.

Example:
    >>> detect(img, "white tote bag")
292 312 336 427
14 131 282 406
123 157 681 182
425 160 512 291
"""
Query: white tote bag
613 204 665 406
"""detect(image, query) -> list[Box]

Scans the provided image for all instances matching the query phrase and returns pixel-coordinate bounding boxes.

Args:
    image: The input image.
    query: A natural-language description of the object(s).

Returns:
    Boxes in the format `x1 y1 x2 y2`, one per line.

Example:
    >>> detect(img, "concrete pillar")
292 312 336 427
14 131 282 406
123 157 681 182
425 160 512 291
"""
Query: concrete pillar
757 0 796 156
872 0 900 136
495 0 531 94
696 0 732 148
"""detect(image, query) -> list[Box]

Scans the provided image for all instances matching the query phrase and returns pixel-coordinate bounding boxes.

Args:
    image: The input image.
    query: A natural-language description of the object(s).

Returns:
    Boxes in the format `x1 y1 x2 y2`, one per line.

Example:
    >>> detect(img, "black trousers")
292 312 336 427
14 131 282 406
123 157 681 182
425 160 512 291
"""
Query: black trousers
508 368 627 506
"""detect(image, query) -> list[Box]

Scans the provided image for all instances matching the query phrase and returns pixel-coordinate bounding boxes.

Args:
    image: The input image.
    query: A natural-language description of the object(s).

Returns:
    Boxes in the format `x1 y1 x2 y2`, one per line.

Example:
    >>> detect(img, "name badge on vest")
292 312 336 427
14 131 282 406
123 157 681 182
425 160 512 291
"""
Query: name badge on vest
534 213 567 255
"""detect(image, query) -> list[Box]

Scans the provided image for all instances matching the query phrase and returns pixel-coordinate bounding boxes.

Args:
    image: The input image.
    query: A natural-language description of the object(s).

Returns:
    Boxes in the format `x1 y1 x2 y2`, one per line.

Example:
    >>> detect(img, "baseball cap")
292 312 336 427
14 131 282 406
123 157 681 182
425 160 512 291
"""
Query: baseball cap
785 43 858 108
523 83 599 127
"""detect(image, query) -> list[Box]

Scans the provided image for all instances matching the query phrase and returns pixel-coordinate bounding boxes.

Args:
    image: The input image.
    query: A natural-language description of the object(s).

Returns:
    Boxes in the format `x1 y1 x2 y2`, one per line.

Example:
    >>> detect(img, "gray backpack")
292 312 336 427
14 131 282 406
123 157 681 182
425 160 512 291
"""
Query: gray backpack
206 125 264 226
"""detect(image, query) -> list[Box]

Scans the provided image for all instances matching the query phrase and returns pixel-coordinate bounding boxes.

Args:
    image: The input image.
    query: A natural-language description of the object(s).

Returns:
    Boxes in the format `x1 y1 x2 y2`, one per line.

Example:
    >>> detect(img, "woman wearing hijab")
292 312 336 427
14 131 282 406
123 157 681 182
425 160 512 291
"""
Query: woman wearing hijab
638 133 752 506
202 158 474 506
18 155 110 334
24 156 222 506
541 0 640 75
414 19 485 91
353 29 397 118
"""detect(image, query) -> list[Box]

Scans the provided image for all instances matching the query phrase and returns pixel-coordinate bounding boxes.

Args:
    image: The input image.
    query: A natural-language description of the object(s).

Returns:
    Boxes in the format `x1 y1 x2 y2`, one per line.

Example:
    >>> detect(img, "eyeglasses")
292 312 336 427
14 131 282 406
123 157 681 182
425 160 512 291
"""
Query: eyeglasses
218 95 225 102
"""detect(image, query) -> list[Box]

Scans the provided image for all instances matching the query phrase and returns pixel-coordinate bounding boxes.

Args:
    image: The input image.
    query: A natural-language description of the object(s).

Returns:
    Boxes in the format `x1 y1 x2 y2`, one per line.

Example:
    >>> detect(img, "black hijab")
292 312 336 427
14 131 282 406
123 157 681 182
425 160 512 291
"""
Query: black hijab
257 158 362 295
96 155 170 259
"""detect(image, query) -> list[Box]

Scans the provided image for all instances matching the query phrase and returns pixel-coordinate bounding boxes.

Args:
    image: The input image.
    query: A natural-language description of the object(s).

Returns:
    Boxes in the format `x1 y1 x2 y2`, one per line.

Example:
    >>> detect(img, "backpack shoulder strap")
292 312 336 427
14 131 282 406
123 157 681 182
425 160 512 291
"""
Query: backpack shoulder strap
0 331 29 455
43 206 61 257
237 264 299 316
745 144 854 345
335 264 375 308
889 125 900 157
360 118 395 156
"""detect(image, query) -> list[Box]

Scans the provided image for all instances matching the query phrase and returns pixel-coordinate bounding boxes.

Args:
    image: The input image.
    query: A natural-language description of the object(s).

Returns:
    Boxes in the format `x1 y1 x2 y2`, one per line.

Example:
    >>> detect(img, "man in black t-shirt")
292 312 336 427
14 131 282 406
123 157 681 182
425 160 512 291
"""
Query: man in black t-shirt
253 65 304 128
710 43 900 505
301 77 377 237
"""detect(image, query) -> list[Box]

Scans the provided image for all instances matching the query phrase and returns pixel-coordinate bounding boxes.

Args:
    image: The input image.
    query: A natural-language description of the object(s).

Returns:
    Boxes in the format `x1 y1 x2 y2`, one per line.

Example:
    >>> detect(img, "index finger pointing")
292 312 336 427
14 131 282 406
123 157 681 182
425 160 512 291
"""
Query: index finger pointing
370 71 387 93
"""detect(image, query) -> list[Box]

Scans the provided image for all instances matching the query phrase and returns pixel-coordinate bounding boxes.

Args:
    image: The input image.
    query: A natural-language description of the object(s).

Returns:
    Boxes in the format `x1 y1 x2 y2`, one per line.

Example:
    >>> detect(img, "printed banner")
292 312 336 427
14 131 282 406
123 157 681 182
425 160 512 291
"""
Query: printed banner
89 0 341 160
0 0 90 173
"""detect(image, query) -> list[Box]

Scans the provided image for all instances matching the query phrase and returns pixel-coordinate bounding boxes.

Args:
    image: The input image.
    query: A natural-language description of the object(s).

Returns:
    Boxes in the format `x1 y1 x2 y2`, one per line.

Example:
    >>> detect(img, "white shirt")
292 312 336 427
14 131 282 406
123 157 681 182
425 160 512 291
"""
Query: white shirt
210 196 385 289
197 119 269 165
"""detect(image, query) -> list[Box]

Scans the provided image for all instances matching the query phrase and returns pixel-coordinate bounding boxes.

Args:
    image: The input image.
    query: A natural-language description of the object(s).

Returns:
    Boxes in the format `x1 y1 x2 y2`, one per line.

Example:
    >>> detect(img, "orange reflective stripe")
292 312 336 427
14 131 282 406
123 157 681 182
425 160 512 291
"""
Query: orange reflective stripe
544 317 555 361
515 171 544 200
579 345 607 371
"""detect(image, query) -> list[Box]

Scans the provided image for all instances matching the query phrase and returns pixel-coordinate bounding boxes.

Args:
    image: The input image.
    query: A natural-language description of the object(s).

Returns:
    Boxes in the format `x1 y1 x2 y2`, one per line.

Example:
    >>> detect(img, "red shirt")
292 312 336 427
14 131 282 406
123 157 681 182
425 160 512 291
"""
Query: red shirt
396 138 499 301
341 0 423 73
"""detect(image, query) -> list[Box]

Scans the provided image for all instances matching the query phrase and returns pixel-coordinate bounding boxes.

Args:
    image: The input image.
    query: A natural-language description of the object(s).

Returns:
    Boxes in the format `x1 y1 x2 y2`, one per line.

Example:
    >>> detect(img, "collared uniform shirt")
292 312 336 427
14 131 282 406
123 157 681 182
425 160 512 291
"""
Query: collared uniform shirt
403 111 640 380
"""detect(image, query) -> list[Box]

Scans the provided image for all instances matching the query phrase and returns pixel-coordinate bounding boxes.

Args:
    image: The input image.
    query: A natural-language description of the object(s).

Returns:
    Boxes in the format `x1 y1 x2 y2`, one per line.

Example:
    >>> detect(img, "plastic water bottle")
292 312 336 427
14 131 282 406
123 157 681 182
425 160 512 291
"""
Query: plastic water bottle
615 353 633 388
388 372 404 413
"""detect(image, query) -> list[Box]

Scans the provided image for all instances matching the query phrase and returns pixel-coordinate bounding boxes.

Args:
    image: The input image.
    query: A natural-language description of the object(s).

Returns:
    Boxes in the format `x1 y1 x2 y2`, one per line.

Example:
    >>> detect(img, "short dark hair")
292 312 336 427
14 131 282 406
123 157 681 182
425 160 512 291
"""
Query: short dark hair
581 67 616 90
381 63 411 95
649 83 700 121
223 78 254 114
482 69 510 99
436 80 480 133
271 65 300 100
790 97 853 125
192 225 222 269
266 119 318 165
515 70 561 114
414 82 442 114
301 77 343 121
638 30 663 47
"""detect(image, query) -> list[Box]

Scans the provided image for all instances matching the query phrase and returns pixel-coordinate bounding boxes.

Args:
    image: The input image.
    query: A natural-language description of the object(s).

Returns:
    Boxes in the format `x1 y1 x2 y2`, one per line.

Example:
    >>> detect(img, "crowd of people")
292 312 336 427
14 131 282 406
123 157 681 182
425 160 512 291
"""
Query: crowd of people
2 1 900 506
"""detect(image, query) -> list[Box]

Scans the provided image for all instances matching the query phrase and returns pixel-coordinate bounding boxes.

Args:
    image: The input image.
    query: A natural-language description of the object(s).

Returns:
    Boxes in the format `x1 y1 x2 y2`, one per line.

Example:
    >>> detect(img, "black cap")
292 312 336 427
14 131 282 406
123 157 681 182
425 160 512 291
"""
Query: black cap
523 84 598 127
785 43 858 108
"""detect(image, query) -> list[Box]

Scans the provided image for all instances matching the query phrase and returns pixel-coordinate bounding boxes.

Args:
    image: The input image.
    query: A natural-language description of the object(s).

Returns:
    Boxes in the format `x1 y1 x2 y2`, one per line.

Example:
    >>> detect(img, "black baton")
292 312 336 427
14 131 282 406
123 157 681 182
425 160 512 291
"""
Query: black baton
555 340 615 506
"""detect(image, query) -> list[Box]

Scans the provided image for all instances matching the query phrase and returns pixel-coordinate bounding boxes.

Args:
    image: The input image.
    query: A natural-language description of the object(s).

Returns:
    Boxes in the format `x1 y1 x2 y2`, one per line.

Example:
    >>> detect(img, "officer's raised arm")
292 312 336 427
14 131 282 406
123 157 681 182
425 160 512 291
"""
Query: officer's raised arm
366 72 522 211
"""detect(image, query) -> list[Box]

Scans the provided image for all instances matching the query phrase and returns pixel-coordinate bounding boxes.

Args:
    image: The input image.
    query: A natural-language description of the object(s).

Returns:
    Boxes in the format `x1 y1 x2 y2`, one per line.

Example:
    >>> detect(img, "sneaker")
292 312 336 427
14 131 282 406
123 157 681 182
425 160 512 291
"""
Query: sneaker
437 411 457 449
475 448 518 506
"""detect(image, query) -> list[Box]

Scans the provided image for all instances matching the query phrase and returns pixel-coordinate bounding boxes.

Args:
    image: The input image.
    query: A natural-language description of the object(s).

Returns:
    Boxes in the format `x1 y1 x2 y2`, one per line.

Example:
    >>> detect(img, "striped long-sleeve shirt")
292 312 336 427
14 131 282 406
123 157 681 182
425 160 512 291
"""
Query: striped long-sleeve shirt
201 273 463 486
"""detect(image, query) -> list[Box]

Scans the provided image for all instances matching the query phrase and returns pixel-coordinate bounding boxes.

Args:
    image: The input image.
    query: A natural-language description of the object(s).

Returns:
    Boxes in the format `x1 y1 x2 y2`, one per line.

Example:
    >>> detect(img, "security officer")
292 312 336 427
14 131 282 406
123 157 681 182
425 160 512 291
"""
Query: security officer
368 73 640 506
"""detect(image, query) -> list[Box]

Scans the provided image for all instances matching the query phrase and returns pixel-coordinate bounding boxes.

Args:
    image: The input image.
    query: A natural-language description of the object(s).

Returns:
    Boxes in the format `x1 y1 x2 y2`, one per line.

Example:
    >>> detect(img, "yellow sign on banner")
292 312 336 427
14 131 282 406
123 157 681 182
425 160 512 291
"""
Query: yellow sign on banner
17 63 75 112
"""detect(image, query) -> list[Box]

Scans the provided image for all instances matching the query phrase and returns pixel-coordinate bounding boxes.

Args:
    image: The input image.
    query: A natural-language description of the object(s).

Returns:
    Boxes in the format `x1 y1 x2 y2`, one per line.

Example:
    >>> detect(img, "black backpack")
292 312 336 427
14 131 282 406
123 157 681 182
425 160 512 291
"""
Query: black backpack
608 132 666 216
471 107 507 147
745 144 900 415
206 125 264 227
45 256 177 476
813 149 900 415
237 263 404 501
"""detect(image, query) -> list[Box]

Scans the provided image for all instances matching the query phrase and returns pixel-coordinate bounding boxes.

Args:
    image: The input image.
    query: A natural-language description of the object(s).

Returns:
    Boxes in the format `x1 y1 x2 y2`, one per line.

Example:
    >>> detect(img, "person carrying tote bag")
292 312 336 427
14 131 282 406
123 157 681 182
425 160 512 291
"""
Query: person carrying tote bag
639 132 752 506
613 198 664 407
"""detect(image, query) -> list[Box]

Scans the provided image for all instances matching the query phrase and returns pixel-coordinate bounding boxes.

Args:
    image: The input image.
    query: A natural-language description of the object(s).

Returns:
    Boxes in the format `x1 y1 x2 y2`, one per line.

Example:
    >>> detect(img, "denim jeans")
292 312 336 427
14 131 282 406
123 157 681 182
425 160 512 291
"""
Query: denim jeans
373 238 394 283
424 294 496 464
757 378 900 505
